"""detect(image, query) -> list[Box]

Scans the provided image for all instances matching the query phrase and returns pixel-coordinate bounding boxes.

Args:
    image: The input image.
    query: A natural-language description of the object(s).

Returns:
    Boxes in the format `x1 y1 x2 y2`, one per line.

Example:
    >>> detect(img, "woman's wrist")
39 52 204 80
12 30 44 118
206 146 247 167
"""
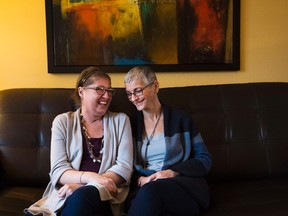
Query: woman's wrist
80 171 85 184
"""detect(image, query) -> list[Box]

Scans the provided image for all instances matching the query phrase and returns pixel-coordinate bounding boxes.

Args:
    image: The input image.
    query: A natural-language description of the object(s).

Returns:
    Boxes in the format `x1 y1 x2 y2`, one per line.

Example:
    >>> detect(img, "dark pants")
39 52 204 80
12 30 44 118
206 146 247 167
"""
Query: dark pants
58 185 113 216
127 179 201 216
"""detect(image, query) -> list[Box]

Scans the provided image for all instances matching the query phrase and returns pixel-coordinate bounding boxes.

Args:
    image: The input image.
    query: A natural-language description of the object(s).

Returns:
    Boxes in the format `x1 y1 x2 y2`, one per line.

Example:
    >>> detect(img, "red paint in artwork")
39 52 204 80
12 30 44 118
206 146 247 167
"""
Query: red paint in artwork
191 0 226 55
177 0 228 63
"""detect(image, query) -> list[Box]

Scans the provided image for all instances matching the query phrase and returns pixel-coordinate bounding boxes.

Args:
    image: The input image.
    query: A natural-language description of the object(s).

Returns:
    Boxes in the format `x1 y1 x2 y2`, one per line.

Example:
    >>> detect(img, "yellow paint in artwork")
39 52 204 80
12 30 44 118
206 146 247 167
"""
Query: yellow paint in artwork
145 4 178 64
109 3 142 40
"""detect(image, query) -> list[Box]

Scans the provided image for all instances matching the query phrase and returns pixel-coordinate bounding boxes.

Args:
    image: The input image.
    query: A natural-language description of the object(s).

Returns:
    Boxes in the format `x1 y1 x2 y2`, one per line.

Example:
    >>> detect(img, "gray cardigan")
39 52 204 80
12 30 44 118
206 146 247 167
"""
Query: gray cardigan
25 109 133 216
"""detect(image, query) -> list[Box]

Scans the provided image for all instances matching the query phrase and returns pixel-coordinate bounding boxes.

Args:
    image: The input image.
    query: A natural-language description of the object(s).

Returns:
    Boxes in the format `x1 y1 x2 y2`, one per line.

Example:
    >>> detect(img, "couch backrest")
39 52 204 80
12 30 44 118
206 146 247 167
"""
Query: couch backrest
1 83 288 186
0 89 75 186
158 83 288 182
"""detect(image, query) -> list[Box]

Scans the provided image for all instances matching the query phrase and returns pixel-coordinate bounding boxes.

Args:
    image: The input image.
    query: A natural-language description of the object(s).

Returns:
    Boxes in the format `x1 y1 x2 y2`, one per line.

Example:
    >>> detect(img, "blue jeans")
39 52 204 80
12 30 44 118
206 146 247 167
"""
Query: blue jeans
58 185 112 216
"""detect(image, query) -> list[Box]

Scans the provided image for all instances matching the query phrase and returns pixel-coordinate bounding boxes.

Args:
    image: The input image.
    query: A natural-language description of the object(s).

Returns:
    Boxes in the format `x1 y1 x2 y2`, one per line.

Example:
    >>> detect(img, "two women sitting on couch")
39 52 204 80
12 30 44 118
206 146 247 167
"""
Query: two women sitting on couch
25 66 212 216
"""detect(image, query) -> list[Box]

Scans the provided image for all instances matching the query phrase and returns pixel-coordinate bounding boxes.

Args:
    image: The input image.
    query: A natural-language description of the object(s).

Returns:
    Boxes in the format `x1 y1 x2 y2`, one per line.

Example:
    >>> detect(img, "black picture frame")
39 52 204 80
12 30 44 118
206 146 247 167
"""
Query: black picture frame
45 0 240 73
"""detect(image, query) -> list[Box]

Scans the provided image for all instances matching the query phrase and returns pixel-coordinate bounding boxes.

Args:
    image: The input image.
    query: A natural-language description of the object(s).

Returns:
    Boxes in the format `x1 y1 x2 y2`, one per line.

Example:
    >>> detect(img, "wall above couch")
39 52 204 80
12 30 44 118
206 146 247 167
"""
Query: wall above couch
1 1 288 90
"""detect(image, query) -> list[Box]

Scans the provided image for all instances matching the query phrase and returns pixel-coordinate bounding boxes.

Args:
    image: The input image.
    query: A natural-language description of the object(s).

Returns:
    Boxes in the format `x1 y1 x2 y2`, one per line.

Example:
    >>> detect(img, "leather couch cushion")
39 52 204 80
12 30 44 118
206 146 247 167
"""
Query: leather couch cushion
0 187 44 216
204 178 288 215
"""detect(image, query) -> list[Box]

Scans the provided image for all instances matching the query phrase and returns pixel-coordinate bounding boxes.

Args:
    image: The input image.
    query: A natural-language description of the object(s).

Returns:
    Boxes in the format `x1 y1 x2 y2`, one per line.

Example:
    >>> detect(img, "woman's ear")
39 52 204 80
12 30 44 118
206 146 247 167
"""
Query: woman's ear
154 81 160 94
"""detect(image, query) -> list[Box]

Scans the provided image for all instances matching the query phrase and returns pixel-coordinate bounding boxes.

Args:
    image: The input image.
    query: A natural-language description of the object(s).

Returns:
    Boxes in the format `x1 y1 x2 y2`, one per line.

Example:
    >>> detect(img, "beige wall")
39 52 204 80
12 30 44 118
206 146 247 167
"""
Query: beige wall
0 0 287 90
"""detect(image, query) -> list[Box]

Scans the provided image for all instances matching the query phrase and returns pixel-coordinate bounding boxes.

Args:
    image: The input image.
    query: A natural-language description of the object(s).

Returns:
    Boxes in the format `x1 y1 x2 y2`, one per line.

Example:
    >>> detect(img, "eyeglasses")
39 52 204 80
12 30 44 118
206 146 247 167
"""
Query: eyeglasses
126 81 154 99
83 87 115 97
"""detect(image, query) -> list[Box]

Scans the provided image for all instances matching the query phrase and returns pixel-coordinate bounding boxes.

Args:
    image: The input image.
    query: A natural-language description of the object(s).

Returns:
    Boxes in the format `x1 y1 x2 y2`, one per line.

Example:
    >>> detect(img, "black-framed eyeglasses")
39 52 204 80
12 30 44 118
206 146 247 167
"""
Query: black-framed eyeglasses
83 86 115 97
126 81 154 99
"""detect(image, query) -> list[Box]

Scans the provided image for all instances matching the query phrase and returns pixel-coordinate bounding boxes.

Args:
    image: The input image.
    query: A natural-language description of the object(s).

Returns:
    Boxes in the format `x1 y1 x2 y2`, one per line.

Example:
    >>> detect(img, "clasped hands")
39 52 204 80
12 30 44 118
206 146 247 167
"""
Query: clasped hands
58 172 118 199
138 169 178 187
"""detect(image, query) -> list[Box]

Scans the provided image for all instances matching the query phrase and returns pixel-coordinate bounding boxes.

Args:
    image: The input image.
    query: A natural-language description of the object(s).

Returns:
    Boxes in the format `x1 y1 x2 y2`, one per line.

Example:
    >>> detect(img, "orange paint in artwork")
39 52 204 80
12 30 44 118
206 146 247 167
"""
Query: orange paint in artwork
65 1 141 40
67 4 113 40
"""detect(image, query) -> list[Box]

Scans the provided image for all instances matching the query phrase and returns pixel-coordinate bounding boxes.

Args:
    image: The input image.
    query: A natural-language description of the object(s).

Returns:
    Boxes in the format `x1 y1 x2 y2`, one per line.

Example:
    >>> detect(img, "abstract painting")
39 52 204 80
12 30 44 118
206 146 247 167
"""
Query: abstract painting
45 0 240 73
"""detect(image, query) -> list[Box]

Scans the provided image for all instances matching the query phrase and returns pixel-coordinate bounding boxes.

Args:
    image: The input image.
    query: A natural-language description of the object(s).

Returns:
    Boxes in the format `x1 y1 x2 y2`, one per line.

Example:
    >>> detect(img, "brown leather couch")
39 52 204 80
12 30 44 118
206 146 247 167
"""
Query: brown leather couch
1 83 288 216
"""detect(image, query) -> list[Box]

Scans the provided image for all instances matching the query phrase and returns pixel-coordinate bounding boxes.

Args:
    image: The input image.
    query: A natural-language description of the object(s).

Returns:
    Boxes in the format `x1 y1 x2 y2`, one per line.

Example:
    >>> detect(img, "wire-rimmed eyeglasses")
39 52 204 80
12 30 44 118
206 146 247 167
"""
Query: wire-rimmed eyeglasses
83 86 115 97
126 81 154 99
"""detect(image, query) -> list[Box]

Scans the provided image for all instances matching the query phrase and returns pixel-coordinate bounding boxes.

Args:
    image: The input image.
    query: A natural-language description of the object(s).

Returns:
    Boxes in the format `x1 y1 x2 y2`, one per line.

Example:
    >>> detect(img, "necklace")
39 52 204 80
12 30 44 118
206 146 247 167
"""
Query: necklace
144 108 162 167
80 115 104 163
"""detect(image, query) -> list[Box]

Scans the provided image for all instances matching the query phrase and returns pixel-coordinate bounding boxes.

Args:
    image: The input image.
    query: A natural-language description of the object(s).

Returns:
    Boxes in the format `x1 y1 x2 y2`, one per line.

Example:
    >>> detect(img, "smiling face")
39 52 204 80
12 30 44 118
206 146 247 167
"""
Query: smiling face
125 79 159 111
79 76 112 118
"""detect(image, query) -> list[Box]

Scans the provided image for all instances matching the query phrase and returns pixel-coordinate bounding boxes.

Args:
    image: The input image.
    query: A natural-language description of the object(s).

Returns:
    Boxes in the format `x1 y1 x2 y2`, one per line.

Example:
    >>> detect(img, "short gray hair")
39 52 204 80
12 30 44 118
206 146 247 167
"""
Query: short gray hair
124 66 157 85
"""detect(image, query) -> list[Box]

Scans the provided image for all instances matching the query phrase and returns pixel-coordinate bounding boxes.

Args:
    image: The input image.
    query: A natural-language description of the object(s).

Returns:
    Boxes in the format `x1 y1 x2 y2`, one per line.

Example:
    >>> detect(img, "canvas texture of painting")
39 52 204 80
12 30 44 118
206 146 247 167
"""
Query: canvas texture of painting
52 0 232 66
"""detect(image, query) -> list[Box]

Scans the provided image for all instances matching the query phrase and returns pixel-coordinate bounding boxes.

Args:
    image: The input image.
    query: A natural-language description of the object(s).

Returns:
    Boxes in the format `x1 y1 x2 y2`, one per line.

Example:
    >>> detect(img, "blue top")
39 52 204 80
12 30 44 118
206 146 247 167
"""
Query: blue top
133 104 212 177
141 133 166 171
